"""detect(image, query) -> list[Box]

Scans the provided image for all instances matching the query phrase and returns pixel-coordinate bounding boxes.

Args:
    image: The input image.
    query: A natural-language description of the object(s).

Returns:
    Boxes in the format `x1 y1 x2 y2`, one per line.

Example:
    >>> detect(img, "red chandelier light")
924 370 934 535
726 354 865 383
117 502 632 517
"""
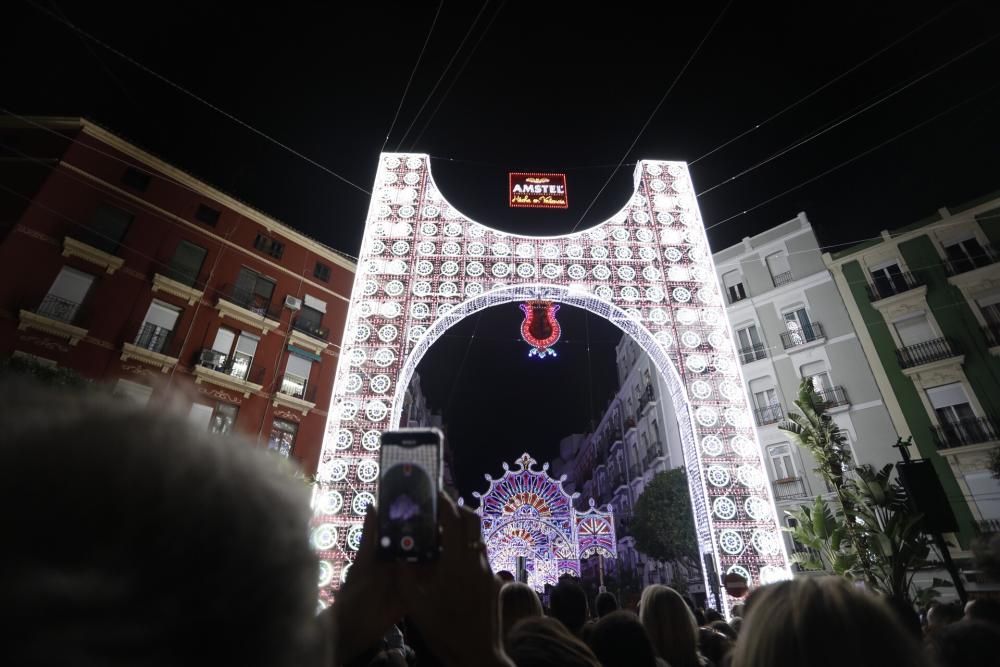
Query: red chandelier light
519 300 561 359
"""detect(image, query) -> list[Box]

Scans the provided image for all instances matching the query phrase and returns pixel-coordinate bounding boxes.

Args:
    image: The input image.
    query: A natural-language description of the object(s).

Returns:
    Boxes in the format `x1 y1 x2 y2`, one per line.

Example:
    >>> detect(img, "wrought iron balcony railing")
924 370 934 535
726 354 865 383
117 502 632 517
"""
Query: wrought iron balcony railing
638 384 655 415
932 416 999 449
771 271 794 287
895 337 960 369
780 323 824 349
754 404 784 426
814 386 849 409
738 342 767 364
292 316 330 341
197 348 265 384
866 271 924 301
134 322 176 356
773 477 807 500
218 284 280 320
36 295 84 325
944 245 997 276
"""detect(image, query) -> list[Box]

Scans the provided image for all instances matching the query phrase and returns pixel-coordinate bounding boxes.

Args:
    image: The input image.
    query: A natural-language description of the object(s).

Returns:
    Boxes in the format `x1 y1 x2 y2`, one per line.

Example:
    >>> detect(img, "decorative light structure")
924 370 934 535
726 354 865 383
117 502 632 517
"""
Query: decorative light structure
519 300 561 358
471 453 615 591
312 153 792 611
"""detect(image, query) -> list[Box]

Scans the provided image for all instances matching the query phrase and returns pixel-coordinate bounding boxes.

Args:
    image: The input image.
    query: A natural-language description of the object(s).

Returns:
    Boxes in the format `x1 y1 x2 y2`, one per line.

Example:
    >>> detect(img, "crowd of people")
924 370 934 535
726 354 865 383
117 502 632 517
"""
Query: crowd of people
2 382 997 666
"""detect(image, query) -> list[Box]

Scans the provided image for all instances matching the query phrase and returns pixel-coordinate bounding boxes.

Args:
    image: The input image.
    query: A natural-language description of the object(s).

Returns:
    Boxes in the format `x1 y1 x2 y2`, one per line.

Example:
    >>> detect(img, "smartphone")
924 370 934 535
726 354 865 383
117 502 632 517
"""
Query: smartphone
377 428 443 562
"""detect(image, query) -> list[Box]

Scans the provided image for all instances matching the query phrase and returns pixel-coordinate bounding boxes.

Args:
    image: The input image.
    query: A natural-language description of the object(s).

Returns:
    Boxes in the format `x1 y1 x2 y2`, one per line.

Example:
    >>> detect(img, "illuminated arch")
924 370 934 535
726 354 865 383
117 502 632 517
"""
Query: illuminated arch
312 153 791 608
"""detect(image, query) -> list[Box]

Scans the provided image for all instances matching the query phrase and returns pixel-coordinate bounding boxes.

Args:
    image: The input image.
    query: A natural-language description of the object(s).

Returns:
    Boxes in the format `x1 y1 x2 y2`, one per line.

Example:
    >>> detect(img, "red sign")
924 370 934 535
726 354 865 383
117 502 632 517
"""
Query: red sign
509 172 569 209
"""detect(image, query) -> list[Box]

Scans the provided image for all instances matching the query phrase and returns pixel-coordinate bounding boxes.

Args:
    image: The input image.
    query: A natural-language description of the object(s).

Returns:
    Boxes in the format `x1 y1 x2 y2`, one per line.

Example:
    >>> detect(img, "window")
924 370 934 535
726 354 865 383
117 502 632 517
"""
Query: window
82 205 133 254
927 383 976 426
651 420 660 445
281 353 313 399
206 327 259 380
869 261 908 297
136 300 181 354
766 252 792 286
893 313 934 347
40 267 95 323
314 261 331 282
768 444 796 480
267 420 296 456
723 270 747 303
188 403 214 431
210 403 239 435
944 236 990 273
165 240 207 286
121 167 151 192
753 387 779 410
114 379 153 405
801 361 832 394
736 324 764 362
195 204 221 226
233 267 276 314
253 233 285 259
978 295 1000 326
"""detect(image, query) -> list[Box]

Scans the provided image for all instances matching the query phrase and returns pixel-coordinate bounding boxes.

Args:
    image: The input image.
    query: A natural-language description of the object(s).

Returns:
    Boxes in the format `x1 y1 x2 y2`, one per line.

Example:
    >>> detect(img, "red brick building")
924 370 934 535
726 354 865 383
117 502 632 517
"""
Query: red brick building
0 117 355 474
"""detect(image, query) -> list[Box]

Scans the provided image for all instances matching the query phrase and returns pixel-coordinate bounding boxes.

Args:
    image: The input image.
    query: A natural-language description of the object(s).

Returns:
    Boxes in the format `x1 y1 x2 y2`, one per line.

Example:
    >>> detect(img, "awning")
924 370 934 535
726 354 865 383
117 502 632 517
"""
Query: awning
287 344 322 362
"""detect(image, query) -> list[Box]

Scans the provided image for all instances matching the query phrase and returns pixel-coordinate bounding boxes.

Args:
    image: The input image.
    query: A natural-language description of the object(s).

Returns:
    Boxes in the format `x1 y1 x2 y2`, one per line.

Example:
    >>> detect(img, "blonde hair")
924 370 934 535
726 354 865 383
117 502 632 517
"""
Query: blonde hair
730 577 930 667
638 585 700 667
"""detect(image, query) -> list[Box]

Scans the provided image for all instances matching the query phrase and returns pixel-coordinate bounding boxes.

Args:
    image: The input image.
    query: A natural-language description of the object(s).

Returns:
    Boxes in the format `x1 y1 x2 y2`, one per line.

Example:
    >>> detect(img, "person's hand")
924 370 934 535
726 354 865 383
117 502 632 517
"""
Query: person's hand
322 507 403 665
398 493 513 667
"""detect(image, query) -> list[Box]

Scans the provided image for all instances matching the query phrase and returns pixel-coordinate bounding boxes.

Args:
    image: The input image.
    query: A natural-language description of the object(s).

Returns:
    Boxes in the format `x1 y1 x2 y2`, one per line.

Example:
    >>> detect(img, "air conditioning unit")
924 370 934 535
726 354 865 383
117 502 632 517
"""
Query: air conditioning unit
284 295 302 310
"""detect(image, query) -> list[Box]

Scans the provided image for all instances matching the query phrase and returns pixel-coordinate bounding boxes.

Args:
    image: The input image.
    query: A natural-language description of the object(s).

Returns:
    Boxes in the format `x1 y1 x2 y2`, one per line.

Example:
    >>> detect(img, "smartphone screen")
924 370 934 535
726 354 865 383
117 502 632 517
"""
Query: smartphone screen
377 428 443 562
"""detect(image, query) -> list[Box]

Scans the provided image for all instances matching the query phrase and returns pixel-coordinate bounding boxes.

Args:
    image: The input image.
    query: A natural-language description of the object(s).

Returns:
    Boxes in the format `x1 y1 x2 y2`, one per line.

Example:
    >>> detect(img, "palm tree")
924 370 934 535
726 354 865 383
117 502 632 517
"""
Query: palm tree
778 378 875 583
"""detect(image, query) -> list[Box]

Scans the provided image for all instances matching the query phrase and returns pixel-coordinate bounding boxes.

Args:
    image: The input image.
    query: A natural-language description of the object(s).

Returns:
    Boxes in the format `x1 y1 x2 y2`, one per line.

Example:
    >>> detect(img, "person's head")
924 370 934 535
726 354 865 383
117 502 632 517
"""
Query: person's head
500 582 544 641
506 617 601 667
730 616 744 636
496 570 515 584
704 608 724 624
710 619 738 641
730 602 746 618
0 381 322 666
927 620 1000 667
549 579 589 636
883 596 922 640
965 598 1000 626
639 585 700 667
729 577 930 667
595 591 619 618
927 602 964 631
587 610 658 667
699 627 734 665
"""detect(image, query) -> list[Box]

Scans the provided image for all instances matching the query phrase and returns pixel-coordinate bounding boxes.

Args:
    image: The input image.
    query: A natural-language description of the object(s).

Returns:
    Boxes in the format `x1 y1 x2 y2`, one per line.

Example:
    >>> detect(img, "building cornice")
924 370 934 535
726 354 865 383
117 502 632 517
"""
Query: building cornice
77 120 357 273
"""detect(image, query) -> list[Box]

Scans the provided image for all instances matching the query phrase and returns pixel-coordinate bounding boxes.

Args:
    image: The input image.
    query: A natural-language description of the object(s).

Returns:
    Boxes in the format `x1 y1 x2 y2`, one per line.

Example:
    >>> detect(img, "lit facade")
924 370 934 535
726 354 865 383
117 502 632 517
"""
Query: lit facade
0 117 354 473
824 194 1000 546
712 213 900 558
313 153 791 607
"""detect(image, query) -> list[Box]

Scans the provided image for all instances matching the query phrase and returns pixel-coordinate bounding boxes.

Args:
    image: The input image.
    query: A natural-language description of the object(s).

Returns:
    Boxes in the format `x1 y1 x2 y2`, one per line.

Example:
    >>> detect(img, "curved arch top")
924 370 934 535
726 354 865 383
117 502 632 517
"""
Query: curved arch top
422 154 651 240
311 152 791 609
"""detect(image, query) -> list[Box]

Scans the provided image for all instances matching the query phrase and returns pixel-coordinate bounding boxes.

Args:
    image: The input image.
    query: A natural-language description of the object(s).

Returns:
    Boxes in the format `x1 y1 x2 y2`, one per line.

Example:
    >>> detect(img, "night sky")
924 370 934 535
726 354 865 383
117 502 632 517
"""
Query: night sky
6 1 999 495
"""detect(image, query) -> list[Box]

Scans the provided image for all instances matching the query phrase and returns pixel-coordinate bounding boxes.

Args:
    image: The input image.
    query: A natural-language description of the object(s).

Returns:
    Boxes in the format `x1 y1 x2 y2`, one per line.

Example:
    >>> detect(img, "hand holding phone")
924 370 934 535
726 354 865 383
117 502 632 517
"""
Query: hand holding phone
377 428 443 562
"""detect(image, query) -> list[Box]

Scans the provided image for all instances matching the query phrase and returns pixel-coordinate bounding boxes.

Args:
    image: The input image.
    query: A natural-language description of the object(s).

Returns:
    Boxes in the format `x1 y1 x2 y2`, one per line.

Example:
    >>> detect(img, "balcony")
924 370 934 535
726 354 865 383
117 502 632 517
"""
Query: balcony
771 271 794 287
944 245 997 276
932 416 999 450
152 272 204 306
895 337 961 370
629 464 641 479
624 417 637 432
273 374 318 415
738 342 767 364
865 272 924 302
17 295 89 345
193 348 265 398
780 323 825 350
754 403 784 426
814 386 849 412
62 236 124 274
289 315 331 355
644 442 665 467
638 385 656 415
215 284 282 335
120 322 180 372
773 476 807 500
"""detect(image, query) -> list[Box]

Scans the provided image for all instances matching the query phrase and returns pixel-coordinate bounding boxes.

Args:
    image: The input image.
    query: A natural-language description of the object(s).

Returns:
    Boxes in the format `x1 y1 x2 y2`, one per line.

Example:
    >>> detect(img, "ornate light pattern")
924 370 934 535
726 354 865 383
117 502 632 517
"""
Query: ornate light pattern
312 153 791 608
471 453 613 591
520 300 562 358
